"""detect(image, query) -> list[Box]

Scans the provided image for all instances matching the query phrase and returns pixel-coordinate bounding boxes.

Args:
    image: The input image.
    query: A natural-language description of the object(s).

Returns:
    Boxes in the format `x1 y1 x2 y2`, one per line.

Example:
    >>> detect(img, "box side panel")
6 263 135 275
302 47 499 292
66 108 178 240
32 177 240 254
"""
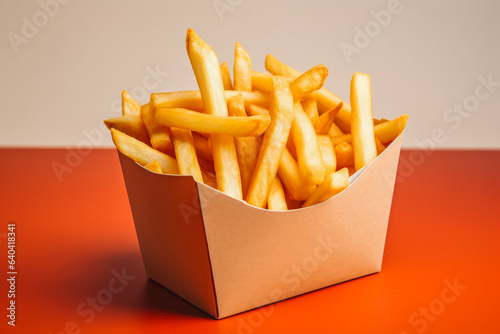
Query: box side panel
199 135 403 319
118 152 217 318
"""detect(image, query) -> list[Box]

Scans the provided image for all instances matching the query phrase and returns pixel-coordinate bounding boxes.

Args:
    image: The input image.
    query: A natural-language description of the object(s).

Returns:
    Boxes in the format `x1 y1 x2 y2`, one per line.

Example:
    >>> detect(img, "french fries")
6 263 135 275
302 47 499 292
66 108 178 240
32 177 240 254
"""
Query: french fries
351 72 377 171
265 54 353 133
104 115 150 145
233 42 252 91
314 102 343 135
144 161 162 173
330 114 409 146
111 128 179 174
186 29 242 199
122 90 141 116
171 127 204 183
246 78 294 208
267 177 288 210
220 62 233 90
229 94 261 199
302 168 349 207
106 29 408 211
155 107 271 137
291 102 325 185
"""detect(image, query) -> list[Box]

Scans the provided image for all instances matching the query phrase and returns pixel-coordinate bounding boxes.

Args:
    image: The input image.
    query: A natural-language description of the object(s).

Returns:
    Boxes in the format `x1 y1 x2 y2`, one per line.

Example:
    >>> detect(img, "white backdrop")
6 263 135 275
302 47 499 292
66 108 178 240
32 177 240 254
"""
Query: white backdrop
1 0 499 148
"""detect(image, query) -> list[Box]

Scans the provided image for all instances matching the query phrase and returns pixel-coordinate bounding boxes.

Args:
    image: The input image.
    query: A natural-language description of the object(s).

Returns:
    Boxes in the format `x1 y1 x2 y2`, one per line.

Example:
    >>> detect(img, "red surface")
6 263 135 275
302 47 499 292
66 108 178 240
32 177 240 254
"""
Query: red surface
0 148 499 333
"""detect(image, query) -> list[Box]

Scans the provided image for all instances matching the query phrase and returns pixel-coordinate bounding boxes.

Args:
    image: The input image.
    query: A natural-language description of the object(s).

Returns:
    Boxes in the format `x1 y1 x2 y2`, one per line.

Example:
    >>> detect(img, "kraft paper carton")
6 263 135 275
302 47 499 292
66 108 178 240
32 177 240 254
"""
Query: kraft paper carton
117 133 404 319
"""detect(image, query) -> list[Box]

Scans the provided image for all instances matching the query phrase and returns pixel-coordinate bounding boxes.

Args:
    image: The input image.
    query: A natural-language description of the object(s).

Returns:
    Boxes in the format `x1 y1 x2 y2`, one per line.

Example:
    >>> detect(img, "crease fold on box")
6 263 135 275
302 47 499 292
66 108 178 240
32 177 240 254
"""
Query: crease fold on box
118 132 404 319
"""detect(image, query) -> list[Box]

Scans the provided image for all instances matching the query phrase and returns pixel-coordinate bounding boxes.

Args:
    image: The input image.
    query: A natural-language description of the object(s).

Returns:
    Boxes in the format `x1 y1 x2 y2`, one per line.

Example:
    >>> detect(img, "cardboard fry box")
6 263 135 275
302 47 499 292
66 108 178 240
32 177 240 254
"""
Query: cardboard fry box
117 134 404 319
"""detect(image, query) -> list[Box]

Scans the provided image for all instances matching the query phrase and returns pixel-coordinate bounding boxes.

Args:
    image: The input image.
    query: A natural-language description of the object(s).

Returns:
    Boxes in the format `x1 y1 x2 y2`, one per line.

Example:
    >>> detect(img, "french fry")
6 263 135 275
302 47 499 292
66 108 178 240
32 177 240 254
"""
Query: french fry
233 42 252 91
267 177 288 210
286 135 297 160
171 127 204 183
291 102 325 185
351 72 377 171
328 122 345 137
111 128 179 174
251 71 294 93
330 114 408 146
278 148 317 201
229 94 261 199
152 90 270 111
375 138 386 155
248 104 269 116
220 62 233 90
140 102 174 155
186 28 242 199
144 161 162 173
302 98 319 125
314 102 343 135
265 54 352 133
122 90 141 116
246 78 294 208
155 107 271 137
289 65 328 101
192 132 213 161
198 157 215 174
318 135 336 178
302 168 349 207
335 142 354 169
104 115 150 145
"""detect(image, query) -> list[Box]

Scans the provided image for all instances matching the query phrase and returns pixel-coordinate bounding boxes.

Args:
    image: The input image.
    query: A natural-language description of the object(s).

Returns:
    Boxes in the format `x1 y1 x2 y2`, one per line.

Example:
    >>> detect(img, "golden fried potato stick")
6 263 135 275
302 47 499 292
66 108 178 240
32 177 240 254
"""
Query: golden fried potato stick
351 73 377 171
192 132 213 161
186 28 242 199
267 177 288 210
278 148 317 201
289 65 328 101
302 98 319 125
171 127 204 183
140 102 174 155
248 104 269 116
220 62 233 90
122 90 141 116
144 161 162 173
375 138 386 155
233 42 252 91
335 142 354 169
302 168 349 207
318 135 336 178
229 94 261 199
198 157 215 174
328 123 345 137
104 115 150 145
330 114 409 146
251 67 328 102
155 107 270 137
111 128 179 174
291 102 325 185
246 78 294 208
314 102 343 135
152 90 270 111
265 54 352 133
286 135 297 160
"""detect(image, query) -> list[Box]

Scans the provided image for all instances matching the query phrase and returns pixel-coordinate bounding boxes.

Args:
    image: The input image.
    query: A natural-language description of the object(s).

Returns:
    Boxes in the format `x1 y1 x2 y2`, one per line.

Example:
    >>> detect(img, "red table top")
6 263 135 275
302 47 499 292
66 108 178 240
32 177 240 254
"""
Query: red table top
1 148 499 333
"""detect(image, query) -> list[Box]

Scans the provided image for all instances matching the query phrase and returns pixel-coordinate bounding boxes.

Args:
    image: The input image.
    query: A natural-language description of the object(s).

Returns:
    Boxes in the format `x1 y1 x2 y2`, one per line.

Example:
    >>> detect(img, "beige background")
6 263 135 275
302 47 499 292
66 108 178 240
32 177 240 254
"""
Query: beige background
1 0 499 148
